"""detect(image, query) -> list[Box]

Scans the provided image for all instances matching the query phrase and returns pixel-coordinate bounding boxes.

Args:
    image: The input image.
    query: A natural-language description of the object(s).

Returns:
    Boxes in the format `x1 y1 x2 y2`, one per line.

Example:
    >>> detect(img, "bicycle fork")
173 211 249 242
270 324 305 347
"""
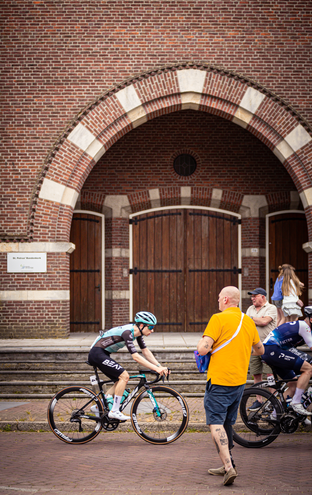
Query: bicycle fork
145 388 162 418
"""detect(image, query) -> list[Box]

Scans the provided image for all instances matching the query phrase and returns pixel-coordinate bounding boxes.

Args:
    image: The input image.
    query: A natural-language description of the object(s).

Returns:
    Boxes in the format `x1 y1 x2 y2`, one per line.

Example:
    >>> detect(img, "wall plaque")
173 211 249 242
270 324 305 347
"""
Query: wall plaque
7 253 47 273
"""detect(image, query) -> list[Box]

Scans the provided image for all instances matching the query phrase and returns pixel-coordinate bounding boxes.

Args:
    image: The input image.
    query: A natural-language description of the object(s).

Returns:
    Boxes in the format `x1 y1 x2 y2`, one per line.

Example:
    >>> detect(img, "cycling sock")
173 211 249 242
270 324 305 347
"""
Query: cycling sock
292 388 305 404
111 395 122 412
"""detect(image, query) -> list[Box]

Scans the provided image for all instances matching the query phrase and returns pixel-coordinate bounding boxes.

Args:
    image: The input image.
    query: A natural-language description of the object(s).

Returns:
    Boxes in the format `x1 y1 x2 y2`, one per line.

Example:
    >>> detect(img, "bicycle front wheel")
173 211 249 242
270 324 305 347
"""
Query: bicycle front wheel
130 385 189 445
233 387 283 448
47 386 104 444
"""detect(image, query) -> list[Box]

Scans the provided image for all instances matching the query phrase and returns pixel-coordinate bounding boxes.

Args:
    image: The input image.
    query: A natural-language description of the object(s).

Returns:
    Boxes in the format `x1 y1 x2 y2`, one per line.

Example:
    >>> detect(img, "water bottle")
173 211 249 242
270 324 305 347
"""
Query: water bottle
301 386 312 409
120 388 130 404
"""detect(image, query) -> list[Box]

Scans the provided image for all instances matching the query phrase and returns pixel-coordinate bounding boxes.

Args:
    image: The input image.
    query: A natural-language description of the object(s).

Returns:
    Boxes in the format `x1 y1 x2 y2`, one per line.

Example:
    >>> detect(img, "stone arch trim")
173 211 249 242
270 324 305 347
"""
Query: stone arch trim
31 63 312 242
76 187 303 220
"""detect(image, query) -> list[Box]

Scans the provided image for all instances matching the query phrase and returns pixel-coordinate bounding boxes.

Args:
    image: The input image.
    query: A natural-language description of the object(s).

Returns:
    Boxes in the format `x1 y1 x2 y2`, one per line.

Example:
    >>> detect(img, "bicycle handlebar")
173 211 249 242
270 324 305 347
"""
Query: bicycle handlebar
138 368 171 385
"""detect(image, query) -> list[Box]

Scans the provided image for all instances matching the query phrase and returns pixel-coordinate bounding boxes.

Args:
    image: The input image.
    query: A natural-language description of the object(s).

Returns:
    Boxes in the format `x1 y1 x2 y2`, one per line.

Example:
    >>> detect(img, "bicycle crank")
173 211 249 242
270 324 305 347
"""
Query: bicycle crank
101 415 119 431
280 412 299 434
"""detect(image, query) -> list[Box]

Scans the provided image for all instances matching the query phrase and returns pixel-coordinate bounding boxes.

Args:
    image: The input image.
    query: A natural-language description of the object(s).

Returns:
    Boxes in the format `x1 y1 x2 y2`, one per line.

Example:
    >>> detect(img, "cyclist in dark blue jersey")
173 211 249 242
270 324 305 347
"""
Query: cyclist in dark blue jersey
262 306 312 416
88 311 169 421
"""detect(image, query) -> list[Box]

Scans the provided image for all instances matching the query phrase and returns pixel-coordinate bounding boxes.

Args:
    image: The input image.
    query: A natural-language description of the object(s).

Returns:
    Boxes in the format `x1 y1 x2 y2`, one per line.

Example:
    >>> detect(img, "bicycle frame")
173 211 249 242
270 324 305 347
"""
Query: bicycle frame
248 372 301 413
119 374 162 418
87 364 166 420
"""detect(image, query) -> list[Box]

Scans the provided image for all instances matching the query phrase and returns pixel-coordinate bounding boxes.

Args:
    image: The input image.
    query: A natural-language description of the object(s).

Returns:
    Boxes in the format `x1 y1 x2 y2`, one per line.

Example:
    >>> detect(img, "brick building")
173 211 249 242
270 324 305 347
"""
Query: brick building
1 1 312 337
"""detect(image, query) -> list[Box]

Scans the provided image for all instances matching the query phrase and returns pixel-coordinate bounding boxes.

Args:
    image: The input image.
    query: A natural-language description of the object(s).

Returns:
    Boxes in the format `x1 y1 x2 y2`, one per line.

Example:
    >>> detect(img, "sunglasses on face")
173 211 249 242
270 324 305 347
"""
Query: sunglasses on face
147 325 154 330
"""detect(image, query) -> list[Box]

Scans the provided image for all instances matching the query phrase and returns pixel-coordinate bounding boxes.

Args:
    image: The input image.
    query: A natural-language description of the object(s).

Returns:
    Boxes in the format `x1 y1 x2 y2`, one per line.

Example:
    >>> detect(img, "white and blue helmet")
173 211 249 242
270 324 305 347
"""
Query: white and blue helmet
135 311 157 326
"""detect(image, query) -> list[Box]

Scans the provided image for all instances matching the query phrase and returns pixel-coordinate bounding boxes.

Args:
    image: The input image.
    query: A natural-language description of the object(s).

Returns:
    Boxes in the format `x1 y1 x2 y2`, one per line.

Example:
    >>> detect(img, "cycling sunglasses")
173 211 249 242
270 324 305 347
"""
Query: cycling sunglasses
147 325 154 331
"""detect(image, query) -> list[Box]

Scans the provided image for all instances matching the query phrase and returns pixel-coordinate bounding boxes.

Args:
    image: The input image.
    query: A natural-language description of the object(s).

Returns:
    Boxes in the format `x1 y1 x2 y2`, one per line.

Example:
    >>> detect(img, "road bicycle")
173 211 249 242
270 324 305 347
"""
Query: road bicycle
233 368 312 449
47 362 189 445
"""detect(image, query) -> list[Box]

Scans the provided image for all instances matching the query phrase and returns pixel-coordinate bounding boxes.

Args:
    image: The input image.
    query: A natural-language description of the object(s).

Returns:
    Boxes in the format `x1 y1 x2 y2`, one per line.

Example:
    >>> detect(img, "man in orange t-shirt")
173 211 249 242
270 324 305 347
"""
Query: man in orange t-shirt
197 286 263 486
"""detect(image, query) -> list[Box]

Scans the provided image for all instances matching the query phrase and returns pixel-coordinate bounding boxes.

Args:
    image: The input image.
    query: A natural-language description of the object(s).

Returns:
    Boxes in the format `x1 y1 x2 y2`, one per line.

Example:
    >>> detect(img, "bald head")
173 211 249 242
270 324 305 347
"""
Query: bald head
218 286 240 312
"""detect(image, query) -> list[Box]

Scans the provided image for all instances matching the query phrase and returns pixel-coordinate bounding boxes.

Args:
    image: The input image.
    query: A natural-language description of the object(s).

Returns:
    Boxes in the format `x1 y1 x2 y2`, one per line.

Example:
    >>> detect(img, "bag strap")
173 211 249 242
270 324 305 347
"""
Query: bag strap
210 312 245 355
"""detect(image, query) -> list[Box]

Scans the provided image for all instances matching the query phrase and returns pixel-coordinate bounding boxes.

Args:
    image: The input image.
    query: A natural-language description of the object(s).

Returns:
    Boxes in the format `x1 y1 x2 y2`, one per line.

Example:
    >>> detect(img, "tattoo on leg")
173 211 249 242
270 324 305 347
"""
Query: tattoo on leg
220 438 228 446
225 457 231 467
213 438 220 454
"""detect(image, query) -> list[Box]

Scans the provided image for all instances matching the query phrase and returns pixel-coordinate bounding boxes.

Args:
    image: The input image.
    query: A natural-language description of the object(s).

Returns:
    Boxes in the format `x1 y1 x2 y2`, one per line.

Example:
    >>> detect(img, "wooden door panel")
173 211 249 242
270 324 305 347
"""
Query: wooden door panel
132 209 239 332
70 214 102 333
132 211 184 331
186 211 239 332
268 213 308 306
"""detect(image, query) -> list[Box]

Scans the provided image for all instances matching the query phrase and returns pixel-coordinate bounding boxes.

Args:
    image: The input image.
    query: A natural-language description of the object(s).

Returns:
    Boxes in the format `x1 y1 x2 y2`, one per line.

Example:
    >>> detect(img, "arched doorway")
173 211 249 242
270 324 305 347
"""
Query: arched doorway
266 211 308 305
130 206 241 332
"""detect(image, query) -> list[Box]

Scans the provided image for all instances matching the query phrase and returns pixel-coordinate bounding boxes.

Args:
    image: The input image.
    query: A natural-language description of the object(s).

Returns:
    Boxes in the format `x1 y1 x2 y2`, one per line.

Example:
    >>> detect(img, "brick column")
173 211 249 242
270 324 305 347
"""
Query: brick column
103 196 131 329
240 196 267 311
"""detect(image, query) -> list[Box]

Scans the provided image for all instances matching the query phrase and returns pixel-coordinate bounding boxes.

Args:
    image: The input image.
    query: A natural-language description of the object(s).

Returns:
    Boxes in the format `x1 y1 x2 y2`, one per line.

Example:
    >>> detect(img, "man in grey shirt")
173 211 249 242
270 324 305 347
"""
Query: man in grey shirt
247 287 277 411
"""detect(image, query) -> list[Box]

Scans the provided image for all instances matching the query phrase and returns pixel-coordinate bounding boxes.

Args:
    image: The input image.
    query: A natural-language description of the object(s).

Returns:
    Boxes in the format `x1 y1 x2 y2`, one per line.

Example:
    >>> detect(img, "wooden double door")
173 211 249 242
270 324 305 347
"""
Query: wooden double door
268 212 308 305
131 208 240 332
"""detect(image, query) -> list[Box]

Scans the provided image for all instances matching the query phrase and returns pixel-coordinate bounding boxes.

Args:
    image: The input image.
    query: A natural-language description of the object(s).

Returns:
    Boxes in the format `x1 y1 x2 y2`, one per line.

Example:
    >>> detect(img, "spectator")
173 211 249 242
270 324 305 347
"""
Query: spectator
281 264 304 322
271 265 285 326
197 286 263 486
246 287 277 411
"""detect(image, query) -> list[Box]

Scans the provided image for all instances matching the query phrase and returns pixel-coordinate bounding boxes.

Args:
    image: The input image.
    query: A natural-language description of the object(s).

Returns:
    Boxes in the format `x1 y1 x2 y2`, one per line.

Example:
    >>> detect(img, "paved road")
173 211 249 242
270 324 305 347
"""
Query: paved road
1 431 311 495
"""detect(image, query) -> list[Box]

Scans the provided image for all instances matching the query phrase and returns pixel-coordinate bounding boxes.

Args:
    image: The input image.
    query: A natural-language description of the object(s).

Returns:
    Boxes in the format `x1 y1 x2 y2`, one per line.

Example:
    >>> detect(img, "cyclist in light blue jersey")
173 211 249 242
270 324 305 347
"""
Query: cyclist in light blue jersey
88 311 169 421
262 306 312 416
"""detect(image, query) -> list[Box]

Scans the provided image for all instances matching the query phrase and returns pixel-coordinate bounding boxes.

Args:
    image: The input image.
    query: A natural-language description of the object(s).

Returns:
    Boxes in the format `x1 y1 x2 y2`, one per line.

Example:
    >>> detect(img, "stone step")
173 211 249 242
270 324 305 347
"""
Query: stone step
1 346 310 399
0 369 200 378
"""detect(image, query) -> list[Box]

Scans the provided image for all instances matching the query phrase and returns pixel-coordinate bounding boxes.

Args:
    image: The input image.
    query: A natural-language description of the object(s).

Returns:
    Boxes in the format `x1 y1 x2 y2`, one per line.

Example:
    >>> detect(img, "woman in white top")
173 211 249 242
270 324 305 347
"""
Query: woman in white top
281 264 304 322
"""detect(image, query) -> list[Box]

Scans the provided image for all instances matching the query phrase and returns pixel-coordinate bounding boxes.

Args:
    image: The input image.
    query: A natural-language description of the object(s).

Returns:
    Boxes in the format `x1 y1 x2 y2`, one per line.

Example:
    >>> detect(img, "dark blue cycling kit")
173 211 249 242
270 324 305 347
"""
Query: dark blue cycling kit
262 321 312 379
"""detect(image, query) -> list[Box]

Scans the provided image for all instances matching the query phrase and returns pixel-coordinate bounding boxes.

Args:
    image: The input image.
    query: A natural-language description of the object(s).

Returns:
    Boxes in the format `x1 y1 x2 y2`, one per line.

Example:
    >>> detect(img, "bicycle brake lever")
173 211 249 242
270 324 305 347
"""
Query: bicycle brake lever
167 368 170 381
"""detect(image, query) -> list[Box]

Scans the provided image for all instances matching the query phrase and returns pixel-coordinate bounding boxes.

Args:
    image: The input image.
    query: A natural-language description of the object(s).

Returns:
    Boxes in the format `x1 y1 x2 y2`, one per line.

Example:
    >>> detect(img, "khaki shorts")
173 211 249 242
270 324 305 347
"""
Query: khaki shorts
249 355 272 376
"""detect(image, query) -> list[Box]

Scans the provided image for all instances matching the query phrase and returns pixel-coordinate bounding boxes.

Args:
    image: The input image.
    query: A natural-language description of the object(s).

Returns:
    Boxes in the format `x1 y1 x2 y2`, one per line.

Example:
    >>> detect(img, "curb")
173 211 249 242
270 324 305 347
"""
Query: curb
1 421 311 433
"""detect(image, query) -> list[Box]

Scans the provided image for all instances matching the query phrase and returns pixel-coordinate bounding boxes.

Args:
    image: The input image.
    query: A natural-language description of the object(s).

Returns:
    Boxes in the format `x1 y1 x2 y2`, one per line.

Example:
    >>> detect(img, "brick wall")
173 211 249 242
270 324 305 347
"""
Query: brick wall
1 1 311 336
0 301 70 338
1 0 312 238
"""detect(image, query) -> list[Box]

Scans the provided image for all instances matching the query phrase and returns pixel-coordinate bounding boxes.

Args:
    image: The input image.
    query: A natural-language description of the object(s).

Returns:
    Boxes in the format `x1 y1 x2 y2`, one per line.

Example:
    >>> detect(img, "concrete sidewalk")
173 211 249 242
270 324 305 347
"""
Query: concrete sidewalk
0 331 202 350
1 430 311 495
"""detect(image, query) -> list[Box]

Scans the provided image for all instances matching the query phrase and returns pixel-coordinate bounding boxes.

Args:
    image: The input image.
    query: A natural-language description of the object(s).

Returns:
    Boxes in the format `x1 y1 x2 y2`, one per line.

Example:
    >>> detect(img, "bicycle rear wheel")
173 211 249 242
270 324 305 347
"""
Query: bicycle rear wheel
47 386 104 444
233 387 283 448
130 385 189 445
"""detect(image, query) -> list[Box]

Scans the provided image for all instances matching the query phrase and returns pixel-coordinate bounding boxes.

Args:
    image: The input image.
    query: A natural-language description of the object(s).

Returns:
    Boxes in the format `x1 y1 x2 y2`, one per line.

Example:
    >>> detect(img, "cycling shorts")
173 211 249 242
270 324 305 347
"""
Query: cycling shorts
88 346 125 381
262 344 304 380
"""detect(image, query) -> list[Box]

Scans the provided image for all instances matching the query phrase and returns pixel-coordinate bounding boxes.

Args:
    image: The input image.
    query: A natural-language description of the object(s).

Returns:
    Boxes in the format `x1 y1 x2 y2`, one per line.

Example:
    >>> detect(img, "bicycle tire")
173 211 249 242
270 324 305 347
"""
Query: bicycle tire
47 386 104 444
233 387 283 448
130 385 189 445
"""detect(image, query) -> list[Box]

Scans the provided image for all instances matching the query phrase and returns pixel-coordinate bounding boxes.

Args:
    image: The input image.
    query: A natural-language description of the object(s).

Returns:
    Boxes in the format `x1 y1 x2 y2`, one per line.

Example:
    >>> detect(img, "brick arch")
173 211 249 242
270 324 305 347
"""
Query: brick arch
32 65 312 242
